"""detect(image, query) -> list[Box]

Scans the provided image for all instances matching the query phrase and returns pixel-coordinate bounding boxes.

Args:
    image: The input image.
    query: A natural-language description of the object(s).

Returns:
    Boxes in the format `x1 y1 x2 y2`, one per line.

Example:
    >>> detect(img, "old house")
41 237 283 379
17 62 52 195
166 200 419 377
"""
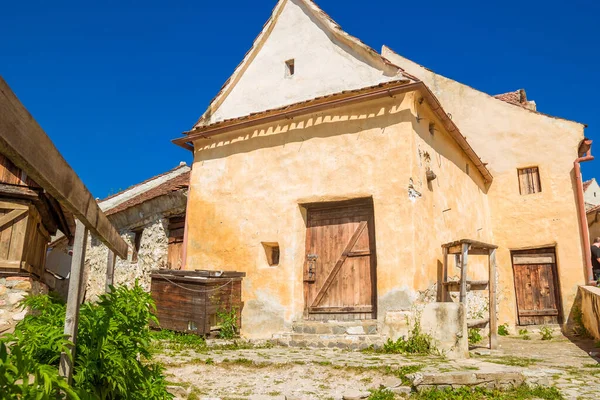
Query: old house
584 179 600 210
48 163 190 301
172 0 589 341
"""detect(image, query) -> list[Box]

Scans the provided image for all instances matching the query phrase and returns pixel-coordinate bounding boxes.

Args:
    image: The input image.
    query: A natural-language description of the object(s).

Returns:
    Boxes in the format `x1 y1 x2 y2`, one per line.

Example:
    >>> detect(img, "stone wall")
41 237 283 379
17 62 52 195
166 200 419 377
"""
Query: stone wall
85 216 170 301
0 276 48 334
578 285 600 340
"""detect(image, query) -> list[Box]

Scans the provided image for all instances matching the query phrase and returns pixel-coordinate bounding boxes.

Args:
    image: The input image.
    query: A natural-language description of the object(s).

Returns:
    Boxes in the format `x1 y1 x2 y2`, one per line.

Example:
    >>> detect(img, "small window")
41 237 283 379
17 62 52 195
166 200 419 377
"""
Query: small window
131 229 143 263
285 59 295 78
466 163 470 175
518 167 541 195
262 242 280 266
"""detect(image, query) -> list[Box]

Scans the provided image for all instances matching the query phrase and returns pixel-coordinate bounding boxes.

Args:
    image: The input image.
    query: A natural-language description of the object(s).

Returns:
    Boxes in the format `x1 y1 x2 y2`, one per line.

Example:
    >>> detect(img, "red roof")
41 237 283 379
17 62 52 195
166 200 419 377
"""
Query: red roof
494 89 530 108
588 204 600 215
104 171 190 216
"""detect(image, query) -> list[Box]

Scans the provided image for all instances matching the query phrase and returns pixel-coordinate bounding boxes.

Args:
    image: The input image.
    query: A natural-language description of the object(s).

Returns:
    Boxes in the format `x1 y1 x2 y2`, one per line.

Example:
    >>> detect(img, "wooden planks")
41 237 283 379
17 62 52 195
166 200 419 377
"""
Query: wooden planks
304 200 376 320
151 274 243 335
0 77 127 258
512 247 561 325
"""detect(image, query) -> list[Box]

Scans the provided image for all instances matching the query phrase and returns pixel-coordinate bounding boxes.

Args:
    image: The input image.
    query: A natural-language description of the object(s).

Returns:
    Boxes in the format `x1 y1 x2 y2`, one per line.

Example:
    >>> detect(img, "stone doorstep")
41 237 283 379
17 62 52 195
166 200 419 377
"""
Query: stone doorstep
275 333 383 350
291 320 378 336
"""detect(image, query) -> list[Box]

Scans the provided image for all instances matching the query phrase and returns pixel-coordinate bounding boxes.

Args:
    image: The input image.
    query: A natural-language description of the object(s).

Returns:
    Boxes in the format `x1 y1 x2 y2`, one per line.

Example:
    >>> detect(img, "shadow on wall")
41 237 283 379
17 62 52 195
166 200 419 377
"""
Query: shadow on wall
193 95 487 193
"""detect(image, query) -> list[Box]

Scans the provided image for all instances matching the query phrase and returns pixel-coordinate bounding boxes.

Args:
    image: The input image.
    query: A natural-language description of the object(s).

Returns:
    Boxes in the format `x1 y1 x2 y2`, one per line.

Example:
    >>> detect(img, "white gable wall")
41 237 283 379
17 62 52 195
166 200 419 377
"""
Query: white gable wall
585 179 600 207
205 0 398 125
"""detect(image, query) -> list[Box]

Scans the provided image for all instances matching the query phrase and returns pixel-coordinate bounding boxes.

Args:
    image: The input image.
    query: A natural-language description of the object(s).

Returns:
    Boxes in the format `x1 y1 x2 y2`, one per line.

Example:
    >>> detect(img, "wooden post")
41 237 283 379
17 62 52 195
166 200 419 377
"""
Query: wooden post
459 243 470 304
438 247 449 302
105 249 116 293
59 219 88 383
489 248 498 349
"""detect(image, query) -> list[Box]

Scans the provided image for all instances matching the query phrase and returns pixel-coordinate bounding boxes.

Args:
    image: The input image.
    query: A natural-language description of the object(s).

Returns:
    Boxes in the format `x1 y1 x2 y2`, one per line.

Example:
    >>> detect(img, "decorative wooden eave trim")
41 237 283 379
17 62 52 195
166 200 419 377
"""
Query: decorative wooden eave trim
174 80 493 183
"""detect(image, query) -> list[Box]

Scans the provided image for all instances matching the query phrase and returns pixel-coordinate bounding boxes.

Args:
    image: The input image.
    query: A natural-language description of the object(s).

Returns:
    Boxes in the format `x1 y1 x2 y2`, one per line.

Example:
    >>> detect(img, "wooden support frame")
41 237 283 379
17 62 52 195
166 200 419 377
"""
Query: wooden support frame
0 77 127 258
59 220 88 383
439 239 498 350
105 249 116 293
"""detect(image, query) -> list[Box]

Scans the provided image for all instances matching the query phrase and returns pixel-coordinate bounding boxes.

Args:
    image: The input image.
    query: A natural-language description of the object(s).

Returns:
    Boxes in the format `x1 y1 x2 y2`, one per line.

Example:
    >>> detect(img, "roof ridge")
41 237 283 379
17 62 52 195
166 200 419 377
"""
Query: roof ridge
100 163 189 203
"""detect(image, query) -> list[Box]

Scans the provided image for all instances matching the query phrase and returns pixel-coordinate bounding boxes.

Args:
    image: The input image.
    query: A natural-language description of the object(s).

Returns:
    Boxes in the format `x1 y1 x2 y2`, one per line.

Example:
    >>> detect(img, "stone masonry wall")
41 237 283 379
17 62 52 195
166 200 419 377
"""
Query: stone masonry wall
0 276 49 334
85 216 170 301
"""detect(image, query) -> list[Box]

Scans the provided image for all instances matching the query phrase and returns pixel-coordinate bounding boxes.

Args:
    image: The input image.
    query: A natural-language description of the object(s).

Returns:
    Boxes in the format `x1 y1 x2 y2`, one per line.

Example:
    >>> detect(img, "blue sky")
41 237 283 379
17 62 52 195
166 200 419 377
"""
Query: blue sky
1 0 598 197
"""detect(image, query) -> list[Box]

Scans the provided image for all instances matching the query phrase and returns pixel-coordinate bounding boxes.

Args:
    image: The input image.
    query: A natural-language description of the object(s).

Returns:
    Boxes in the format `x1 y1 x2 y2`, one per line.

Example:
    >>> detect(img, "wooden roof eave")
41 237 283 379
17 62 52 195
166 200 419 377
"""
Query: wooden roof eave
173 81 493 184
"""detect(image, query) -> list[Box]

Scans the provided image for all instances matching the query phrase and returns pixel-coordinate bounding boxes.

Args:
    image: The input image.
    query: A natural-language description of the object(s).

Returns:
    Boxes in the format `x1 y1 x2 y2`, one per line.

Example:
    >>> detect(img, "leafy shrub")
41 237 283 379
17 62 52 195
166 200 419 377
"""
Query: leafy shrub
468 328 483 344
540 326 553 341
381 320 435 355
368 387 395 400
0 341 80 399
216 307 238 339
497 324 510 336
518 329 531 340
7 282 173 400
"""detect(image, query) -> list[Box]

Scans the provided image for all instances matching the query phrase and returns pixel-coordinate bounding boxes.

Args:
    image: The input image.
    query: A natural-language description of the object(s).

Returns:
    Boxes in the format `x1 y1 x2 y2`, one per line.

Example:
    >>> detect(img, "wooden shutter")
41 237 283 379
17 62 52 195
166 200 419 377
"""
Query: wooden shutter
518 167 541 195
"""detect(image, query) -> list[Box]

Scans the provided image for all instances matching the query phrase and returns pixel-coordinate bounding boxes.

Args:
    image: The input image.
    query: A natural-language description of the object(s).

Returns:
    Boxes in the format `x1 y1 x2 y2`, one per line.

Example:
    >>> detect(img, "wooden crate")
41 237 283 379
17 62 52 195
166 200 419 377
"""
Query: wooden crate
150 270 245 335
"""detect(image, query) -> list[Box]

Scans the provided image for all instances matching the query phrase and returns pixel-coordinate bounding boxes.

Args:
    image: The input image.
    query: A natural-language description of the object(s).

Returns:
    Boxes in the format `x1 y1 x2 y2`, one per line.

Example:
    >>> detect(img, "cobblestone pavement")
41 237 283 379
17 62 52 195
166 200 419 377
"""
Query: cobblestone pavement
156 333 600 399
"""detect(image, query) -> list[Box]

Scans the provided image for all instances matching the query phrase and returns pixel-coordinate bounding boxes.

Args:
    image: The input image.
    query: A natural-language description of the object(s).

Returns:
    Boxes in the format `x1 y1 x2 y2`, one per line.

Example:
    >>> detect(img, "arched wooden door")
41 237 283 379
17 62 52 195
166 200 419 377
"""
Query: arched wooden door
303 200 377 320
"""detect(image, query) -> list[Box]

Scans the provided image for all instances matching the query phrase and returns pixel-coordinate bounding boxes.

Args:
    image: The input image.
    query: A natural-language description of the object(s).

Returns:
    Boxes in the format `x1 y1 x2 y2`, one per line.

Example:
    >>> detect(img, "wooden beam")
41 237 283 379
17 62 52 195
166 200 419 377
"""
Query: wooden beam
59 220 88 383
0 78 127 258
459 243 470 304
105 249 116 293
437 247 449 302
489 249 498 350
0 208 27 231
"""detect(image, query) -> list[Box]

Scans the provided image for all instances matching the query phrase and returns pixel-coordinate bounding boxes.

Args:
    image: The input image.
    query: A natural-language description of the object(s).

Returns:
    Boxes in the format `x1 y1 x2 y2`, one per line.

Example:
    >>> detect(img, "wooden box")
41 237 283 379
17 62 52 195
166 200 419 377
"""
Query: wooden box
150 270 245 335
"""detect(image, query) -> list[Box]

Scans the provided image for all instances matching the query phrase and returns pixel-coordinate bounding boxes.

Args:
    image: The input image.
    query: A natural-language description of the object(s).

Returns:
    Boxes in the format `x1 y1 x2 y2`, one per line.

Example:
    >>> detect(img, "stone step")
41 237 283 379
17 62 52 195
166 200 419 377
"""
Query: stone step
273 332 383 350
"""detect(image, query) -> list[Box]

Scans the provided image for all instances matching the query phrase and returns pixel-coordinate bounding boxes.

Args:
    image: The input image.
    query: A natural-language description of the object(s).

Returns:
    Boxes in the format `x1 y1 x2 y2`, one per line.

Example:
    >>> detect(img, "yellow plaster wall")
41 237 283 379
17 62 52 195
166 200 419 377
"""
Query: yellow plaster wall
185 92 493 338
383 48 587 327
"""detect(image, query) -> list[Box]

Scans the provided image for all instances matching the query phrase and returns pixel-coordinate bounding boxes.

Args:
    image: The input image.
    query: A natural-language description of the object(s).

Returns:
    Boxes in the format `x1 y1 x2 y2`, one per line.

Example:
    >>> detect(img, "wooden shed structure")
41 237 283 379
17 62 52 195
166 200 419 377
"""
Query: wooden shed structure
0 154 75 277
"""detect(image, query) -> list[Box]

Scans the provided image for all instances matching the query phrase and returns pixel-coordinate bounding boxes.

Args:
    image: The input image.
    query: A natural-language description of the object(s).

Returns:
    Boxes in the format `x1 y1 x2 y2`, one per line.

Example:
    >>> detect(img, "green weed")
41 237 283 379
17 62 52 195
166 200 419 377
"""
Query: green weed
498 324 510 336
216 307 239 339
468 328 483 344
368 387 395 400
380 320 436 355
410 385 563 399
518 329 531 340
540 326 553 341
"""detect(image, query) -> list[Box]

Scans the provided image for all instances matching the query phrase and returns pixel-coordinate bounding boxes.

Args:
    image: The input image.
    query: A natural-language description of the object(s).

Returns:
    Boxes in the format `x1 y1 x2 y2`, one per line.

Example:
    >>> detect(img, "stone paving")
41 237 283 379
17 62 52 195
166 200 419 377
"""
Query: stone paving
156 332 600 399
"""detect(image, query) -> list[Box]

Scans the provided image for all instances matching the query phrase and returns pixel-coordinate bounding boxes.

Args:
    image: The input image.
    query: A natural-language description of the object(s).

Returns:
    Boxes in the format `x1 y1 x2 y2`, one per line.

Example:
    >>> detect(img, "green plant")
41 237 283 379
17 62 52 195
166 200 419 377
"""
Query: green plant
0 341 80 399
150 329 207 353
497 323 510 336
468 328 483 344
8 282 173 400
216 307 238 339
571 306 590 337
367 388 395 400
540 326 553 341
381 320 435 355
518 328 531 340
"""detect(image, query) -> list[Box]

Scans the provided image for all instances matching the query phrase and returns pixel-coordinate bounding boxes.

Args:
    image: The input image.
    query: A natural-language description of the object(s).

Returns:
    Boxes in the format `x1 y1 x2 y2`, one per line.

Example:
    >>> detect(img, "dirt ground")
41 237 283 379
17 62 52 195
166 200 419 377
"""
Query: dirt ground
156 332 600 400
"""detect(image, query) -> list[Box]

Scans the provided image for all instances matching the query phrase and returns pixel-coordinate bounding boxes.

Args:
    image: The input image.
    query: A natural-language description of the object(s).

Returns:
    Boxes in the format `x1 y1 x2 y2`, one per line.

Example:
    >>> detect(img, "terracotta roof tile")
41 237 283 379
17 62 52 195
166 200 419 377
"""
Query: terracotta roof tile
587 203 600 215
105 171 190 216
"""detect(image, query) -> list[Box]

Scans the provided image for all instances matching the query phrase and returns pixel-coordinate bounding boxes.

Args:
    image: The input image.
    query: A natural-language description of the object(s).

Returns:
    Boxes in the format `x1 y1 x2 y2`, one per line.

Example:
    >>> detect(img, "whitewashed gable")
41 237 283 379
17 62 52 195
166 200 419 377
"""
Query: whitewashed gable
198 0 402 126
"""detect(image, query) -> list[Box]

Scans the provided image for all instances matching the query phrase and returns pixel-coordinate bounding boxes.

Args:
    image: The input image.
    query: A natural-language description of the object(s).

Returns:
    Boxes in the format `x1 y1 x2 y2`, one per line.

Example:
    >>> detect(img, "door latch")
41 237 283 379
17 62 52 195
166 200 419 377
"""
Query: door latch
305 254 318 282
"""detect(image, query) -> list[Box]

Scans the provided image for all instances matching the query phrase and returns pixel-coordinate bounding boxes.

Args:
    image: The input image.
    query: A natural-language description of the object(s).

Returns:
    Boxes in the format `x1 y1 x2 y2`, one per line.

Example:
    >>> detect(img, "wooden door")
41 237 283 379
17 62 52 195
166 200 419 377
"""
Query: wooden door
512 248 561 325
167 215 185 270
304 200 376 320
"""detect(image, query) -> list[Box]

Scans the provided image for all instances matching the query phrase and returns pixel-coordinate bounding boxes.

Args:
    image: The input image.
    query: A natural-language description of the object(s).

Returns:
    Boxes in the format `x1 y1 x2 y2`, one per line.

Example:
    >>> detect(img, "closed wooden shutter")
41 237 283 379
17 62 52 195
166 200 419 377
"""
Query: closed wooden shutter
518 167 541 195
